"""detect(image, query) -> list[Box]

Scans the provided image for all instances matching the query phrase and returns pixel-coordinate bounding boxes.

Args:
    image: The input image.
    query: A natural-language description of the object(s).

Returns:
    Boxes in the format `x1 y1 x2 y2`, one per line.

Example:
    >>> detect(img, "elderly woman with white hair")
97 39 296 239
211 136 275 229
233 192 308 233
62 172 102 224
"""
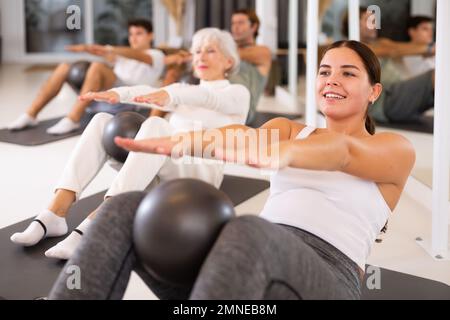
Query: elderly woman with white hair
11 28 250 260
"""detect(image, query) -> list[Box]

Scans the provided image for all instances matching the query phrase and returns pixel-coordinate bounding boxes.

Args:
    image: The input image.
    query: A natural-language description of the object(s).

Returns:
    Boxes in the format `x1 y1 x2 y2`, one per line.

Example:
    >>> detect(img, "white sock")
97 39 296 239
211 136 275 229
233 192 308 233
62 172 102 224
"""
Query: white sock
10 210 68 246
46 117 80 135
45 218 92 260
7 113 39 131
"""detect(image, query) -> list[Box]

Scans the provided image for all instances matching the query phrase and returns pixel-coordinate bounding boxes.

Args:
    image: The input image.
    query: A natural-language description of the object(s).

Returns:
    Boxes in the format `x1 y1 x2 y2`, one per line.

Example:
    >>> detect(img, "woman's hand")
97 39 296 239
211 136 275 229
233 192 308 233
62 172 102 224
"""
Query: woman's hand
214 141 294 170
114 134 186 157
116 133 295 170
134 90 170 107
79 91 120 104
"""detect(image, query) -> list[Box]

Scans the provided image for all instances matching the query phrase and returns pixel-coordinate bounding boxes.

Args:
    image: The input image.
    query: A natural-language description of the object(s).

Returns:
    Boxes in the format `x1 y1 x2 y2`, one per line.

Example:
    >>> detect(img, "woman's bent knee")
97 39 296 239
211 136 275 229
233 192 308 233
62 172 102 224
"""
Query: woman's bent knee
221 215 270 241
97 191 146 223
91 112 114 126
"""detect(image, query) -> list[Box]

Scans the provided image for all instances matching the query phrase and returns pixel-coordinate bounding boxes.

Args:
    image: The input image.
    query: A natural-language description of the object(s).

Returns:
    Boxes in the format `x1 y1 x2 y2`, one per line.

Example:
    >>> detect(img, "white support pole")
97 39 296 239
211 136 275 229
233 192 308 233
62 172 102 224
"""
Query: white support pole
417 0 450 260
306 0 319 126
152 0 168 47
84 0 94 44
431 0 450 259
256 0 278 55
348 0 360 41
288 0 299 111
182 0 196 47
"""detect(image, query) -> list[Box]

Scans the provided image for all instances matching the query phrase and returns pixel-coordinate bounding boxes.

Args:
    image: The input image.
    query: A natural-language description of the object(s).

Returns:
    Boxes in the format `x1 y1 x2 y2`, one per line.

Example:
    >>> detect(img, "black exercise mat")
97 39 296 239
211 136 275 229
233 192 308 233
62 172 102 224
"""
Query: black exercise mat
361 266 450 300
0 190 105 300
249 112 302 128
0 103 150 147
376 116 433 134
0 113 95 146
0 175 269 300
220 175 269 206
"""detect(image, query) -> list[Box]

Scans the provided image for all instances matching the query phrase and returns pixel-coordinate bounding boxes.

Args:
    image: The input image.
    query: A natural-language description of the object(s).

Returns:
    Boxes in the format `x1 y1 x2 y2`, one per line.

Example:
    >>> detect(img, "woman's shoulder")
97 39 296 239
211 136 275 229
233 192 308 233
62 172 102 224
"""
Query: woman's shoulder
226 82 248 90
366 131 416 159
315 129 415 157
260 118 306 140
225 82 251 96
370 130 412 143
289 122 308 138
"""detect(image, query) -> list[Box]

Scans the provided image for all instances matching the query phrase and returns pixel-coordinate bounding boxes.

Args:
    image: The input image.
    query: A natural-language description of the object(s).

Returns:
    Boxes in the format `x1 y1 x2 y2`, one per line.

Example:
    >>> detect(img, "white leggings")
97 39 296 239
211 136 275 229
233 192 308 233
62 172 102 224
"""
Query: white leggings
55 113 224 201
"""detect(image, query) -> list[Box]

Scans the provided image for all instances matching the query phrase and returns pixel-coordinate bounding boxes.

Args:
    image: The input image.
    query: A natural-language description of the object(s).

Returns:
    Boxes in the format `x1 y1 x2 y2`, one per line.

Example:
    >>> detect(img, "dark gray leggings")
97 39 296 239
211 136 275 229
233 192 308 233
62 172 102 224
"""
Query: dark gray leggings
49 192 362 300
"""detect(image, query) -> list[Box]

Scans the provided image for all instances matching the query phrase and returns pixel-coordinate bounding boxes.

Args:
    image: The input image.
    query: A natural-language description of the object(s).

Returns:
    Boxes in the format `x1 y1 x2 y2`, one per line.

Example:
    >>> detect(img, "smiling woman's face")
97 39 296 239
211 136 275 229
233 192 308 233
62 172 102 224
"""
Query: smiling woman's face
192 41 233 81
316 47 377 121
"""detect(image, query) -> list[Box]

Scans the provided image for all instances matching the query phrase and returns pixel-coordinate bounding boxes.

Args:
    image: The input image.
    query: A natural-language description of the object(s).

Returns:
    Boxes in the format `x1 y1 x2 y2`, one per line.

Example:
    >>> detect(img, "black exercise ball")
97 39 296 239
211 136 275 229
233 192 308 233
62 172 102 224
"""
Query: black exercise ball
133 179 235 287
102 112 146 163
66 61 91 92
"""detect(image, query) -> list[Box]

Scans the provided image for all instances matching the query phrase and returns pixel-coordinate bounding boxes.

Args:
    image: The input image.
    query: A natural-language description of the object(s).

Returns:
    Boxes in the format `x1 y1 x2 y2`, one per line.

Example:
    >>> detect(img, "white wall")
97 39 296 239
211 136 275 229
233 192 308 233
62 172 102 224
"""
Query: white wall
256 0 278 55
0 0 93 64
1 0 26 63
152 0 169 47
152 0 195 48
1 0 170 64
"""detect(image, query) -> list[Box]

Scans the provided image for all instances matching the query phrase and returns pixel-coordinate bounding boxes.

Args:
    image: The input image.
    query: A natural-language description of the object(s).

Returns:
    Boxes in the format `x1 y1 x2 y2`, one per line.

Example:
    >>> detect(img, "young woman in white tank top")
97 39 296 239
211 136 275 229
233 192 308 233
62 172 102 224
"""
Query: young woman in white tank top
115 40 416 299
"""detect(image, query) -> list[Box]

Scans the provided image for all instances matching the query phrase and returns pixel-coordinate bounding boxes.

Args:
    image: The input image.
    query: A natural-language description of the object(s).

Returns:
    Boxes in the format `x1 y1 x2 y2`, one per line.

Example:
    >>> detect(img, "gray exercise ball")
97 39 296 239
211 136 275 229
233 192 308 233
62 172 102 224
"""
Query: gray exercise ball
102 112 146 163
66 61 91 92
133 179 236 287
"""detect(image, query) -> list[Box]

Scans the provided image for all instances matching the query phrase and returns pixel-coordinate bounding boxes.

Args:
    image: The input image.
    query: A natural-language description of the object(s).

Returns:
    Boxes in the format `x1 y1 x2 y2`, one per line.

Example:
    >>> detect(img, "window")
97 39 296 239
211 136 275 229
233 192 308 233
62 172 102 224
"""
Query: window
93 0 153 45
24 0 153 54
25 0 85 53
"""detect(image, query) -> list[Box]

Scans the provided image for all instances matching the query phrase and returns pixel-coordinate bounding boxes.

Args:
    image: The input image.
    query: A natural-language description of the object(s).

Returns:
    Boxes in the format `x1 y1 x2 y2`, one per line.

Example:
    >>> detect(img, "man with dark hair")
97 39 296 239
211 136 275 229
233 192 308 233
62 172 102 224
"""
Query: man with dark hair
345 8 436 123
128 18 154 34
232 8 261 39
8 19 185 134
342 8 434 58
404 16 435 77
230 8 272 124
407 15 433 33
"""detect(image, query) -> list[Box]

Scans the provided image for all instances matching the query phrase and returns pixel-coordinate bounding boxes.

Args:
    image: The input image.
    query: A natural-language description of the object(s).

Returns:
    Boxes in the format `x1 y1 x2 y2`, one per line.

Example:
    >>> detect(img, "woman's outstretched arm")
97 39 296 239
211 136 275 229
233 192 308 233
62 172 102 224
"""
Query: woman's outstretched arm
115 117 299 159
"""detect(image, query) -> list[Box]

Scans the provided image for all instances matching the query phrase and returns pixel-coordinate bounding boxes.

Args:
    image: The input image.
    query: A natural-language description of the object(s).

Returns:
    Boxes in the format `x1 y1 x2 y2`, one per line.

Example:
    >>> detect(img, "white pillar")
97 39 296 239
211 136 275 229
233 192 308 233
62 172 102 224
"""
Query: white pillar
0 0 25 62
431 0 450 259
348 0 360 41
152 0 168 47
256 0 278 55
182 0 196 47
84 0 94 44
152 0 184 48
288 0 299 112
167 17 183 47
306 0 319 126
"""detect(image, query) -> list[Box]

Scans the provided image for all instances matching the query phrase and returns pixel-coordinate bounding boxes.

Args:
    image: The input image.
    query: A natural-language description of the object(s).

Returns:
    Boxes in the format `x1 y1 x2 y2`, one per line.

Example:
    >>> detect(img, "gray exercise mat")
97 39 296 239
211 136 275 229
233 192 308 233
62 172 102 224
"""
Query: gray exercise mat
0 103 150 146
361 267 450 300
376 116 433 134
0 175 269 300
0 113 95 146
